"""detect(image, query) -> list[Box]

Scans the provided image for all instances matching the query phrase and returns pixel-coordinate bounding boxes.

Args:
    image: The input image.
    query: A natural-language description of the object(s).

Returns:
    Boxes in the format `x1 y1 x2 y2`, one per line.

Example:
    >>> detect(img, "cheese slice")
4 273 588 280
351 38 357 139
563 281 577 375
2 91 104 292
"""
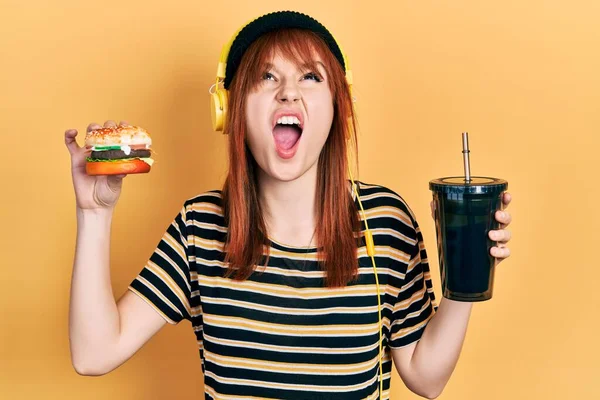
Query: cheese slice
140 157 154 166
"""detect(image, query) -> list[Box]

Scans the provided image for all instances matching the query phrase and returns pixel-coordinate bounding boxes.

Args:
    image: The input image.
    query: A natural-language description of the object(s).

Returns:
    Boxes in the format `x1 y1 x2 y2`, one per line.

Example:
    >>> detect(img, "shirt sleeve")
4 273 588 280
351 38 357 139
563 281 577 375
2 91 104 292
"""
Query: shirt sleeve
128 204 192 325
388 206 438 349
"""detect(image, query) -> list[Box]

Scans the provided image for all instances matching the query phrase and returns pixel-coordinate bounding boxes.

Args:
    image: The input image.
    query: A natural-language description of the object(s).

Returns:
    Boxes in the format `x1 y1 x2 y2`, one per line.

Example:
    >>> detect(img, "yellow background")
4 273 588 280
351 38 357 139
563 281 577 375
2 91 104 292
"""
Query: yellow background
1 0 598 399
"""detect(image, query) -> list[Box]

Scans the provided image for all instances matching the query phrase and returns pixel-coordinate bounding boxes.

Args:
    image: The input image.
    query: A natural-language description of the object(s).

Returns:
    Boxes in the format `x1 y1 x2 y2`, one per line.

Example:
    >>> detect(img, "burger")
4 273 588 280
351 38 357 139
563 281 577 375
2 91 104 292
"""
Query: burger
84 124 154 175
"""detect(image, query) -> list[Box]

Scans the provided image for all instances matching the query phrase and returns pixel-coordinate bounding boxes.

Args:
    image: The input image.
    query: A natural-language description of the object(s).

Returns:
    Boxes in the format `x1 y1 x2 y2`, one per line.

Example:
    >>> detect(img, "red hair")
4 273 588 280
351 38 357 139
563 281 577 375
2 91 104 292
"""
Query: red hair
221 28 361 287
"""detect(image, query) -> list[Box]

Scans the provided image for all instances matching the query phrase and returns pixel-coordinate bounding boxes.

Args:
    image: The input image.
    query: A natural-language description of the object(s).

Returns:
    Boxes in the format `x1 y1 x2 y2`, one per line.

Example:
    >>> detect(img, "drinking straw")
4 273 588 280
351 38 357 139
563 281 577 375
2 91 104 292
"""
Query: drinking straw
462 132 471 183
462 132 475 285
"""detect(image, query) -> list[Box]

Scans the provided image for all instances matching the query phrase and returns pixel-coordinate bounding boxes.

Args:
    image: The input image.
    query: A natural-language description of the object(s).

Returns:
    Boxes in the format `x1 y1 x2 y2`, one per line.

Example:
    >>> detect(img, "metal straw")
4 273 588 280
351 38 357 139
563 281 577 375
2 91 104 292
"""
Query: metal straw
462 132 471 183
462 132 475 253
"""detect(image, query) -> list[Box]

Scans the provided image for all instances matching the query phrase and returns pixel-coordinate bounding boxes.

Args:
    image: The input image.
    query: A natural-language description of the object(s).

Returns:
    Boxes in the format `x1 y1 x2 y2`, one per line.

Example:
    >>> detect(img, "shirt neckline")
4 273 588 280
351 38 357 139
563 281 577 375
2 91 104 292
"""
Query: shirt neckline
268 237 318 253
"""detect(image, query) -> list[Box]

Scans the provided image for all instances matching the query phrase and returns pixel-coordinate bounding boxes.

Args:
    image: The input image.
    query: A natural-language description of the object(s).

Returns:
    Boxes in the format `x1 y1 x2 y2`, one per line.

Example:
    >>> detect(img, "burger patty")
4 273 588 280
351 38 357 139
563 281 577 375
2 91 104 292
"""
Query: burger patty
90 149 151 160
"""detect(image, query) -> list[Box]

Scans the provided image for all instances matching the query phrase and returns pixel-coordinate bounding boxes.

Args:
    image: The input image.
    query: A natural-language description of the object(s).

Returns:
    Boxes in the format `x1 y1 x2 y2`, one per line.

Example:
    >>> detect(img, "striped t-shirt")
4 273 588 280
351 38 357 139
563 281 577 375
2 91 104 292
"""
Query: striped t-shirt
128 180 437 399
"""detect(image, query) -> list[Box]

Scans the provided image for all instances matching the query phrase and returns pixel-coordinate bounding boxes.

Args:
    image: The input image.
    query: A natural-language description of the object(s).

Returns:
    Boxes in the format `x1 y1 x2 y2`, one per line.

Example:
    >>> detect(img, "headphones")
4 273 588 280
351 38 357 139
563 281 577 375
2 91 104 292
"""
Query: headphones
210 16 383 399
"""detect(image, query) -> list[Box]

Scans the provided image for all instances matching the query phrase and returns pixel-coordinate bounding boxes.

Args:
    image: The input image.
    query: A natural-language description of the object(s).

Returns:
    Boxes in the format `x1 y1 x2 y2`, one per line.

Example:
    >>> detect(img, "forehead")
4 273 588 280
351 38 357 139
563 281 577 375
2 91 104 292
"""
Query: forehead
265 49 325 70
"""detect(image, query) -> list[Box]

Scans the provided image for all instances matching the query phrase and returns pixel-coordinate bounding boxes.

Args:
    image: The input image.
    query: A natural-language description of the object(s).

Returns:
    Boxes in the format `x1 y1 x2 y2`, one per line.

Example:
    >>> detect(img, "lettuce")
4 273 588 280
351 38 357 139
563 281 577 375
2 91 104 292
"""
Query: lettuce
86 157 135 162
86 157 154 166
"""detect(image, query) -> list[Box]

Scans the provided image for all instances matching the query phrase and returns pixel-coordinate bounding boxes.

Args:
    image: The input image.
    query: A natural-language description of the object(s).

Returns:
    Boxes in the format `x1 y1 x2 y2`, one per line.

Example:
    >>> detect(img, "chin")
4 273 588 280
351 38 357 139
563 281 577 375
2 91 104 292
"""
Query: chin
267 163 306 182
263 155 314 182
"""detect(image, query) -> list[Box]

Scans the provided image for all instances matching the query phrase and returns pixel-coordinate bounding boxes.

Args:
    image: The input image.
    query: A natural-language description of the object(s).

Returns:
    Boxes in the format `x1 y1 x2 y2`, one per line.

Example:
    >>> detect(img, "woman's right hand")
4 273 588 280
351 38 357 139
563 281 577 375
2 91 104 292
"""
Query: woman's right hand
65 120 129 210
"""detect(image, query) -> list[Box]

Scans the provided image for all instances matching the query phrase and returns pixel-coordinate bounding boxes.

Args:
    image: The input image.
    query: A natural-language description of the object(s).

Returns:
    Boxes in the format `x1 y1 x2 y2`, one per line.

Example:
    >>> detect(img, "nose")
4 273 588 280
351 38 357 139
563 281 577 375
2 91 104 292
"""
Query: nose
276 79 301 103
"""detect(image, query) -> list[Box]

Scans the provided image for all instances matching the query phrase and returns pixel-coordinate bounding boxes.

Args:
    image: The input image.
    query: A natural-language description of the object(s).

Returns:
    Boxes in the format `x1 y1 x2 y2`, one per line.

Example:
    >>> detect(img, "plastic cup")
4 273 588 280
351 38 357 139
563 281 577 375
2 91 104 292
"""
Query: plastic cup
429 176 508 302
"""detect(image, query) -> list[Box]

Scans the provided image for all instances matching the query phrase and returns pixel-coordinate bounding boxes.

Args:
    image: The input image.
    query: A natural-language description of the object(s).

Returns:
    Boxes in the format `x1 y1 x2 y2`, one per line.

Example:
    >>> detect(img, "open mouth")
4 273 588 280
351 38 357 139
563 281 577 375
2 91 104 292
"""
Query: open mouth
272 116 303 150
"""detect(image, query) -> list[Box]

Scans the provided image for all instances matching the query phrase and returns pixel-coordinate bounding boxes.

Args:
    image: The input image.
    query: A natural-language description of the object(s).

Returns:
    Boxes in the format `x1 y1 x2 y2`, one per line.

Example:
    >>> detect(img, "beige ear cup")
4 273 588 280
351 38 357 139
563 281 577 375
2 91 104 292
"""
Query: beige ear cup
211 88 229 132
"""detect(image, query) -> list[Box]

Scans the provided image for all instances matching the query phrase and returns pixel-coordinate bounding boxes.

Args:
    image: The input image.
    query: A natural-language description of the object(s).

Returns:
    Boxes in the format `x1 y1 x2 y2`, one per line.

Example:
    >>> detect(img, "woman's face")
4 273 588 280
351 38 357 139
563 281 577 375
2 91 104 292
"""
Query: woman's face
245 51 334 183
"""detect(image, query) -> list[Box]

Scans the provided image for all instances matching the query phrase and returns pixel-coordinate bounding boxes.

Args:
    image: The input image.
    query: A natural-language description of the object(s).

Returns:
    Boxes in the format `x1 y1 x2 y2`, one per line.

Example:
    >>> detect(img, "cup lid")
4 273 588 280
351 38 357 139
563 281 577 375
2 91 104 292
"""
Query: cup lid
429 176 508 194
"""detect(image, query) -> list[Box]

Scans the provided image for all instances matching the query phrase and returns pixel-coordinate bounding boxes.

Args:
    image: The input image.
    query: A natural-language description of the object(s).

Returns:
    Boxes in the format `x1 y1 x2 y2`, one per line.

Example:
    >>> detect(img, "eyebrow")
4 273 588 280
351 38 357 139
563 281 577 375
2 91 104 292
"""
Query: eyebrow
264 61 327 74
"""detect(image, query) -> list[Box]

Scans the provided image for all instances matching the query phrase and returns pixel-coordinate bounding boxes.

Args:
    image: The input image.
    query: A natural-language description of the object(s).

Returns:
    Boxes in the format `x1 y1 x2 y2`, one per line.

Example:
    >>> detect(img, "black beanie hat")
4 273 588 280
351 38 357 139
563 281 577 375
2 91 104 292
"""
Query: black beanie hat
223 10 346 89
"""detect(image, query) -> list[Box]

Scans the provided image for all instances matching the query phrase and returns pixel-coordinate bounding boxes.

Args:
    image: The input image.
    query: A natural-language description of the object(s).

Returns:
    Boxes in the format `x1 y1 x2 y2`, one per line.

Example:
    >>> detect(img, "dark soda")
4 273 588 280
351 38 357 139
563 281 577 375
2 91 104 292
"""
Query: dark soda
430 177 508 301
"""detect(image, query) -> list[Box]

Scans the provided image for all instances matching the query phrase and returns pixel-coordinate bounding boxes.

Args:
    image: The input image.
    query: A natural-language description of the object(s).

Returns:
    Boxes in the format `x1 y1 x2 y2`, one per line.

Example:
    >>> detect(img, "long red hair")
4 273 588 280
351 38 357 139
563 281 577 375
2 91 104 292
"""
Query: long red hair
221 28 361 287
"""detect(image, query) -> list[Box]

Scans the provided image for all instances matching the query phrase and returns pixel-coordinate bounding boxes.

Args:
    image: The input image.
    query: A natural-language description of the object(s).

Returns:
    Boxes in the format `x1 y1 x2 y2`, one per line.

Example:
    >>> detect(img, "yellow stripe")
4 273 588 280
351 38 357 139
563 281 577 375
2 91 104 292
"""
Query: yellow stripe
193 290 390 318
383 271 426 300
390 314 433 342
189 235 226 251
363 206 412 226
127 286 177 325
390 301 435 340
266 244 409 264
204 384 279 400
354 182 382 190
359 191 398 202
188 259 405 281
153 246 191 292
197 275 378 299
133 275 184 318
368 246 411 263
204 350 379 375
188 258 226 271
189 219 227 233
145 260 190 314
406 255 430 273
370 227 417 245
203 313 379 337
163 232 188 263
266 247 321 260
190 203 223 214
201 296 378 316
393 286 427 311
204 370 378 393
202 333 379 355
398 270 425 294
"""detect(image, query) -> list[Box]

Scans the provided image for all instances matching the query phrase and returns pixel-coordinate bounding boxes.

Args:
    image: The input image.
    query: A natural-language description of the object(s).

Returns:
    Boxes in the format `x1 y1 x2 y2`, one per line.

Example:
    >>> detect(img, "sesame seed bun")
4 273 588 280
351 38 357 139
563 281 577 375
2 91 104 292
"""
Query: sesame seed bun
84 125 152 147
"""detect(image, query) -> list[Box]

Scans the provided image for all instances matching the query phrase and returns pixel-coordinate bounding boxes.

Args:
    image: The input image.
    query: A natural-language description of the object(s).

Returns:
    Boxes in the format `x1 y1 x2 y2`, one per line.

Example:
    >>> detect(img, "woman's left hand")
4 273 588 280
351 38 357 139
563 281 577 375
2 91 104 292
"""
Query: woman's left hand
430 192 512 263
488 192 512 262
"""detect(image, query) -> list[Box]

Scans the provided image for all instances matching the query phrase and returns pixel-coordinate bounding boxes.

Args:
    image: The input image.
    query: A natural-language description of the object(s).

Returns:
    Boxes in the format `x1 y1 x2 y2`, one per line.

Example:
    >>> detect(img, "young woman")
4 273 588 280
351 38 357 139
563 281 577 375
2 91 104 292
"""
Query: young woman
65 11 513 400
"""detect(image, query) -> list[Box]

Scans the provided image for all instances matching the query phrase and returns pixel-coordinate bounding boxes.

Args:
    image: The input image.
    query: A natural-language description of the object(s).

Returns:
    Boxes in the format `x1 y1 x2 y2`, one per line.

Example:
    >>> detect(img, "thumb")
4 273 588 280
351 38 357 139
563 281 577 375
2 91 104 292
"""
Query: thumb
65 129 81 155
